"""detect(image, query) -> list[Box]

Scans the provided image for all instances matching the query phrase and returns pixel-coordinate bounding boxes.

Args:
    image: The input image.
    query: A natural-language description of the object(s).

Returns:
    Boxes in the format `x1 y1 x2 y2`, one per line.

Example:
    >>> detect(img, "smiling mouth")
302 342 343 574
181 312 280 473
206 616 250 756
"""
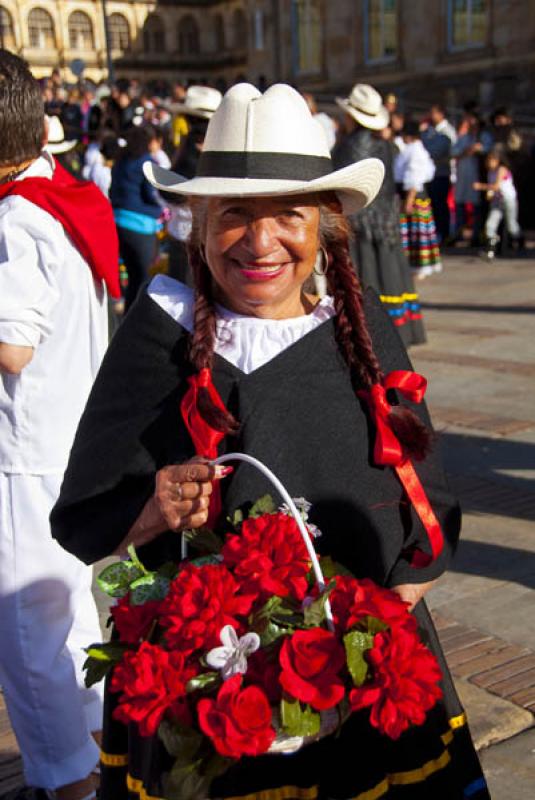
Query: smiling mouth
234 261 288 280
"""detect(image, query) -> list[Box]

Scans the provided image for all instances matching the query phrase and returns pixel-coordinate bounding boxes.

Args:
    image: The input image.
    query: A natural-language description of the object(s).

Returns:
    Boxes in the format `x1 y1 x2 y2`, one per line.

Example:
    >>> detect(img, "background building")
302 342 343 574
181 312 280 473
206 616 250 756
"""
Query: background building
1 1 535 119
0 0 249 85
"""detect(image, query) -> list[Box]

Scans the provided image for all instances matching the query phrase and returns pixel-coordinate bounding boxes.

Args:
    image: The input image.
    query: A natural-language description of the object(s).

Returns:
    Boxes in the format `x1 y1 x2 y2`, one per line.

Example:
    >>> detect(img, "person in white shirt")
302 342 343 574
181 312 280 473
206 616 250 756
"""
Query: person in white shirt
395 120 442 279
0 51 114 800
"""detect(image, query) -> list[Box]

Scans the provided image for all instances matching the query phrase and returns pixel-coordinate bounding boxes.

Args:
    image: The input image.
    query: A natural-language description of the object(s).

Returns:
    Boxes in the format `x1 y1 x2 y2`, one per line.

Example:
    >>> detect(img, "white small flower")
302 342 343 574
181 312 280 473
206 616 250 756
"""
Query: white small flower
205 625 261 680
279 497 312 521
279 498 322 538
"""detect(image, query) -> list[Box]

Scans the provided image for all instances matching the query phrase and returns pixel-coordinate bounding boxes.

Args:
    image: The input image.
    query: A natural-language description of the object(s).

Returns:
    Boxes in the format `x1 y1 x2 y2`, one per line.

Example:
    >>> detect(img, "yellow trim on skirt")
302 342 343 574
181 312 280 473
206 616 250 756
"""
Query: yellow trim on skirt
104 713 469 800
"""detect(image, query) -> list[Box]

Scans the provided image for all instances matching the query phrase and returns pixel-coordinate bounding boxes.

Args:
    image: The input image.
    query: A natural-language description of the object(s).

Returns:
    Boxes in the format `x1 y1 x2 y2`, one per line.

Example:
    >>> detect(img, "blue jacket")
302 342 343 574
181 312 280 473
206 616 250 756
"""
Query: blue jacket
110 154 161 219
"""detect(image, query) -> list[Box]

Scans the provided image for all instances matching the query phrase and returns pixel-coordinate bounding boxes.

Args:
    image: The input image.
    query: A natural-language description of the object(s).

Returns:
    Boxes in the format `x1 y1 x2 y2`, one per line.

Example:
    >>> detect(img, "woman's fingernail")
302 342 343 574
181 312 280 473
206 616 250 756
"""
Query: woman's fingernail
216 465 234 478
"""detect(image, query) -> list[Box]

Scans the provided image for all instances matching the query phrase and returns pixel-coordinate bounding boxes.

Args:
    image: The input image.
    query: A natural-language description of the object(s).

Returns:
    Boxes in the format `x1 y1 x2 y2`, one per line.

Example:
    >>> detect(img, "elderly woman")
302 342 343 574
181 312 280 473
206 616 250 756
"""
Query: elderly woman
51 85 489 800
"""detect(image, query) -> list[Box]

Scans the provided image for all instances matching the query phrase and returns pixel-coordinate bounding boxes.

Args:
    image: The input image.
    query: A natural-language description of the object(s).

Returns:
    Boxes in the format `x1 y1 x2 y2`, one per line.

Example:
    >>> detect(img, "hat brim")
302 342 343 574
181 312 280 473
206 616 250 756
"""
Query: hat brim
169 103 216 119
336 98 389 131
46 139 77 154
144 157 384 216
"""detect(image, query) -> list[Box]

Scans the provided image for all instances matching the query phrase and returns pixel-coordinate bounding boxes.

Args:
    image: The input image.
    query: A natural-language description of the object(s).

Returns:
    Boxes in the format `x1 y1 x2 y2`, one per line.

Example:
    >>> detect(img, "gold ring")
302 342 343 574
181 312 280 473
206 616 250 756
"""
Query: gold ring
174 482 183 500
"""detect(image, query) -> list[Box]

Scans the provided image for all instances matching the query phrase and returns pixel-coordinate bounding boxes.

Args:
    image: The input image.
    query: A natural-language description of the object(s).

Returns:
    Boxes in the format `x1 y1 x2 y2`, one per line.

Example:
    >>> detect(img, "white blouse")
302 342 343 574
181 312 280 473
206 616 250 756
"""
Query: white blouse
148 274 335 374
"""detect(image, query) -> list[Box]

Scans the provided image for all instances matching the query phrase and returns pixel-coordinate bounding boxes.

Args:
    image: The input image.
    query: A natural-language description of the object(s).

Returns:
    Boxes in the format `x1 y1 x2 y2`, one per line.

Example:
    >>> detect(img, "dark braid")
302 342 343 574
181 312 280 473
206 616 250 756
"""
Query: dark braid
321 197 431 461
187 237 239 435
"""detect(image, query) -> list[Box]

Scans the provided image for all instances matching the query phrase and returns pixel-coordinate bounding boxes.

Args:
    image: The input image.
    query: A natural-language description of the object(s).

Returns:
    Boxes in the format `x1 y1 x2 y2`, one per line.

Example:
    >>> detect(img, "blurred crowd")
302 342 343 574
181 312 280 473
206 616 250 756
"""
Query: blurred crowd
39 70 535 314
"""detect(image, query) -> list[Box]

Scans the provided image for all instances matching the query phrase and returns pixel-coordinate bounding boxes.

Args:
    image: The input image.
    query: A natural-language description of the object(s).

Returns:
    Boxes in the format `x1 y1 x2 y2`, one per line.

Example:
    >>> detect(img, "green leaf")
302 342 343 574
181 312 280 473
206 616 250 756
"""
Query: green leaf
183 526 223 555
248 494 277 518
359 615 389 635
229 507 244 528
319 556 354 579
343 630 375 687
189 554 222 568
280 698 321 737
158 561 180 581
127 544 148 574
163 750 230 800
186 672 220 694
96 561 144 598
159 719 203 762
129 573 170 605
82 641 128 687
259 620 291 647
303 586 334 628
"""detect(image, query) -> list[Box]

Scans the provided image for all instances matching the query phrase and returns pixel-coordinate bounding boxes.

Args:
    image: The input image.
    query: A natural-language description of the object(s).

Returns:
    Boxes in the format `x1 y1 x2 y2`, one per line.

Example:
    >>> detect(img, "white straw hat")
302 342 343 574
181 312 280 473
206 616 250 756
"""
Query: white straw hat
45 115 77 154
336 84 389 131
145 83 384 215
170 85 223 119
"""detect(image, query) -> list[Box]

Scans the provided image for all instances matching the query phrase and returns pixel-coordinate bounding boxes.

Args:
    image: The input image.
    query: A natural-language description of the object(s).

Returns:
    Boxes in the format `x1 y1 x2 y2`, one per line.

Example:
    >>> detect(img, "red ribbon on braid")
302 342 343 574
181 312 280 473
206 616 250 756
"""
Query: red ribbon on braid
357 370 444 568
180 368 227 528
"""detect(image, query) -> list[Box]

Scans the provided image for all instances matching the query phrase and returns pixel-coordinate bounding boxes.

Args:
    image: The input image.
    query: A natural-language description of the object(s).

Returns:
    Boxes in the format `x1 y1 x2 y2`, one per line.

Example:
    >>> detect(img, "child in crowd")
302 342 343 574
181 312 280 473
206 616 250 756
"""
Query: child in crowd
395 120 442 279
473 148 522 259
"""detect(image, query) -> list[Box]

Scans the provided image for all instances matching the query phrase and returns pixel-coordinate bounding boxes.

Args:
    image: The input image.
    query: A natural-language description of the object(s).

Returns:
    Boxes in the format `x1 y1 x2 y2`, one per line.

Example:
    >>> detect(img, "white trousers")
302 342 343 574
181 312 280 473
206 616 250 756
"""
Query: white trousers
0 472 103 789
485 196 521 240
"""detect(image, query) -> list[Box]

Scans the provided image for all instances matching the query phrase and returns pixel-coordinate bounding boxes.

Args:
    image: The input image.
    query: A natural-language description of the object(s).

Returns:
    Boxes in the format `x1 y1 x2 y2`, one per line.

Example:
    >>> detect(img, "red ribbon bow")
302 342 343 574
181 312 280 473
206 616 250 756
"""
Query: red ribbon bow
358 370 444 568
180 368 227 528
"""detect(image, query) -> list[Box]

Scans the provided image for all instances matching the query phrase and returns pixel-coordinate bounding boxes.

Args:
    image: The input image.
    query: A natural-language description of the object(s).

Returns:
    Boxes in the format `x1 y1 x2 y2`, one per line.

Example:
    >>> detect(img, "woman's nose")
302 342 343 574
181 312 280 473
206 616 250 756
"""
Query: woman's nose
244 217 278 256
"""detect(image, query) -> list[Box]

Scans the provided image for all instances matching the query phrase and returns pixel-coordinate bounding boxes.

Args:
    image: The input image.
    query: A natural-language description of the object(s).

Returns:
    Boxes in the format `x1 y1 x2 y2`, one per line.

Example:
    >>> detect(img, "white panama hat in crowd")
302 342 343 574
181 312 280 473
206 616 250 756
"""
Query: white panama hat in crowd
171 85 223 119
336 84 389 131
45 115 77 154
145 83 384 215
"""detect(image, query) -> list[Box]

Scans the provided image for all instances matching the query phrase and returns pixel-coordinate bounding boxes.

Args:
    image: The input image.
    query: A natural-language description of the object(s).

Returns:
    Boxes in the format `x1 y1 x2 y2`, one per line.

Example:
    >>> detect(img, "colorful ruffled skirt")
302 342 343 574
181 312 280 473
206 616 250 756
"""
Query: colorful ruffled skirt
400 195 442 278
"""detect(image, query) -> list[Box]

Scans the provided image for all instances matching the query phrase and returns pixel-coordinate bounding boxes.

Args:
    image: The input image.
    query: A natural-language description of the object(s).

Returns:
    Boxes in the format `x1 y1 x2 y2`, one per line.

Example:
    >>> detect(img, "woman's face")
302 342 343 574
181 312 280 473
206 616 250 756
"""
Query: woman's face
203 195 321 319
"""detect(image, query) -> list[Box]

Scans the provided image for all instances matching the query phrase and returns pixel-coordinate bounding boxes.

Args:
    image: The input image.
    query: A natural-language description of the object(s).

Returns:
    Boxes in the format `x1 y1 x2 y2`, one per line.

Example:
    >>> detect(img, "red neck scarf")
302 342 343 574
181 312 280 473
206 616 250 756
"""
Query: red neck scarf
181 367 443 568
0 158 120 298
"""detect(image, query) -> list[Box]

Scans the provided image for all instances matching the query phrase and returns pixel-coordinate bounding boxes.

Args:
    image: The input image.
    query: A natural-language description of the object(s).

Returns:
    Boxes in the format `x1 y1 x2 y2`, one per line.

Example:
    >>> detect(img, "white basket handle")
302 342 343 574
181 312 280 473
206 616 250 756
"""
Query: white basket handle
212 452 334 630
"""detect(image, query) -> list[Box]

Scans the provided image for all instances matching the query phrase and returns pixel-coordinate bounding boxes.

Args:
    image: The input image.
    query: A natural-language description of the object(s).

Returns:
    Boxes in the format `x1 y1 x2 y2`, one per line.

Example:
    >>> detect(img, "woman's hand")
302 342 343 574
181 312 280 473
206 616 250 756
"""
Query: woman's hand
113 461 230 556
391 580 437 611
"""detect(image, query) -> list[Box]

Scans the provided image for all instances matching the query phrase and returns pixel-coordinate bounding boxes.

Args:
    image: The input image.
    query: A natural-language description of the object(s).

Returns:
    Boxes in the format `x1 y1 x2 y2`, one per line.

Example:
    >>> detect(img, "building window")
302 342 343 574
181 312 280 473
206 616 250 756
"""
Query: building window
448 0 488 50
28 8 56 49
291 0 322 75
0 6 15 50
68 11 94 51
143 14 165 53
177 15 200 55
232 8 247 50
364 0 397 63
108 13 130 52
214 13 225 52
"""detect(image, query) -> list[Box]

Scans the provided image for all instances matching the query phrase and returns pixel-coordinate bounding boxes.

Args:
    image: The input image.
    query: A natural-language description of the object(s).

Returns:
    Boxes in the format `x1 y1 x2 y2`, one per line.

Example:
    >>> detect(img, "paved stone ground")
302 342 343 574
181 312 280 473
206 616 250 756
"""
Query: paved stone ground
413 248 535 798
1 249 534 798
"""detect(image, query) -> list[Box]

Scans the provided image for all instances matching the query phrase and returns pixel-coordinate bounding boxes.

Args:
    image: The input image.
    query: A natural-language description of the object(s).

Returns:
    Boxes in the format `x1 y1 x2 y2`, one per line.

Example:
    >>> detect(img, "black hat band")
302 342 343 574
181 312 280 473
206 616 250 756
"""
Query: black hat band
196 151 333 181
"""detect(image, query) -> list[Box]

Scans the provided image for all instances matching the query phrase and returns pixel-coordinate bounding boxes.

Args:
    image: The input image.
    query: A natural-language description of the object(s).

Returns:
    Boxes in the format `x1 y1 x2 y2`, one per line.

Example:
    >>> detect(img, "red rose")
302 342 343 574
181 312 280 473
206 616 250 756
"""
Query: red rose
197 675 275 759
279 628 345 711
110 642 196 736
330 576 415 634
159 564 256 656
349 626 442 739
222 513 310 602
111 595 162 644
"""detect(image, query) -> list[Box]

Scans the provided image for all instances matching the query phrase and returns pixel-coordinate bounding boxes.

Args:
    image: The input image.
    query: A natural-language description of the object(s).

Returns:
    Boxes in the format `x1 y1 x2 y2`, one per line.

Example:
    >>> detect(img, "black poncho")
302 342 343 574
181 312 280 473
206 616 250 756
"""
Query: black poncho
51 287 489 800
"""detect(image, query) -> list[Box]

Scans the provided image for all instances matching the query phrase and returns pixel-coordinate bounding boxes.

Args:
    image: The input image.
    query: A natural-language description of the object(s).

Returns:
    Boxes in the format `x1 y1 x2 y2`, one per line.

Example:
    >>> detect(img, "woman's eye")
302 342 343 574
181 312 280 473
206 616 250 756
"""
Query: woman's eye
278 209 302 220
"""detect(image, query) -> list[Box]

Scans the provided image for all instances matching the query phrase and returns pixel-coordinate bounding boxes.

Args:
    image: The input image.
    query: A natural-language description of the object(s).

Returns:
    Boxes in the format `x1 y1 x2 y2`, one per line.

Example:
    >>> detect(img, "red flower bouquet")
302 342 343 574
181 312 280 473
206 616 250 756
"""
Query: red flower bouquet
86 489 442 800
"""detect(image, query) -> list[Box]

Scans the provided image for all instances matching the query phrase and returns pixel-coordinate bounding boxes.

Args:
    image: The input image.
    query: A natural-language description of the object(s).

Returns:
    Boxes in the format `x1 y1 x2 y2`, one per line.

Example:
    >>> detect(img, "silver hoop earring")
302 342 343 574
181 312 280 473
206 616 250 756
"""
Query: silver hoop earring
314 247 329 276
199 244 207 263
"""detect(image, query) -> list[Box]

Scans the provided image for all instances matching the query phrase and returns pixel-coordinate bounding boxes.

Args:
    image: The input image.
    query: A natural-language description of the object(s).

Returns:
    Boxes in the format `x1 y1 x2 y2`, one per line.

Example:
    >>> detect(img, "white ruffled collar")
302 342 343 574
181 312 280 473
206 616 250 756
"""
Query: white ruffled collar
148 274 335 374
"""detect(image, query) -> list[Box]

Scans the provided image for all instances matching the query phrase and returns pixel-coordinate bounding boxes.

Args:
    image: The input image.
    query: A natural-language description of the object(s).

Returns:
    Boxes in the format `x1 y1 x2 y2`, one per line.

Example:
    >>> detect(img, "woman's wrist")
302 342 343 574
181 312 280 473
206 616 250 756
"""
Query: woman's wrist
113 496 167 556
